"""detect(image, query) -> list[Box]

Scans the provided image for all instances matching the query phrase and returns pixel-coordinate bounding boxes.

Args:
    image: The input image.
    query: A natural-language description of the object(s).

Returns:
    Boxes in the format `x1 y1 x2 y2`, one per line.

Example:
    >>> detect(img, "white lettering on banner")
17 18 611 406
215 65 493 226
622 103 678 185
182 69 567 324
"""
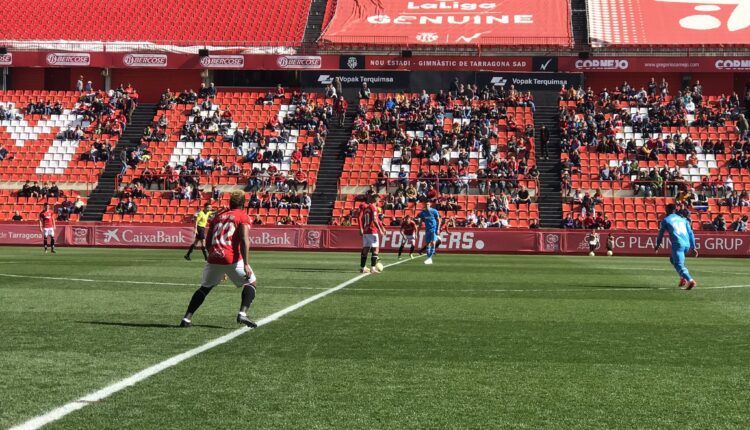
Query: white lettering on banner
123 54 168 68
406 2 499 11
0 53 11 66
277 56 322 69
101 228 187 244
656 0 750 32
381 230 482 250
574 59 629 70
199 56 244 69
46 53 90 66
248 232 294 247
714 58 750 70
368 14 534 25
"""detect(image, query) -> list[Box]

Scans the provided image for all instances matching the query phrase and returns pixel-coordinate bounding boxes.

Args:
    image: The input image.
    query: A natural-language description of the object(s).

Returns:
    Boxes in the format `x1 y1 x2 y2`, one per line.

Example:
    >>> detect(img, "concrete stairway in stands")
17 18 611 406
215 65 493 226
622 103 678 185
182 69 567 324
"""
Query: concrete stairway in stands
81 103 158 221
307 102 357 224
302 0 329 44
571 0 589 50
533 92 563 228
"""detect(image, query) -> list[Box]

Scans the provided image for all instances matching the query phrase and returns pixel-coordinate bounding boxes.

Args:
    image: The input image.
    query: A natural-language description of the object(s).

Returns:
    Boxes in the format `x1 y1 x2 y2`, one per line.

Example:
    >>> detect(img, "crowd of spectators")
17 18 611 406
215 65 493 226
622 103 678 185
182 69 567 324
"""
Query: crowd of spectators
349 79 538 197
559 79 749 185
18 181 61 198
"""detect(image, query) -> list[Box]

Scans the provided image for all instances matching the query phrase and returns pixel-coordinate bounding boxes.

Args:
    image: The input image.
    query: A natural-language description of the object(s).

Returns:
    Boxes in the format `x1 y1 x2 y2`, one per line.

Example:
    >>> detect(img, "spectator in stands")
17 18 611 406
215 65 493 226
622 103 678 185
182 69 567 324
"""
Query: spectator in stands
731 215 748 232
539 125 550 160
48 182 60 198
115 198 137 215
293 170 308 191
11 211 23 221
712 213 727 231
73 197 85 214
57 198 74 221
515 185 531 207
325 83 337 99
0 144 8 162
76 75 84 92
358 82 371 100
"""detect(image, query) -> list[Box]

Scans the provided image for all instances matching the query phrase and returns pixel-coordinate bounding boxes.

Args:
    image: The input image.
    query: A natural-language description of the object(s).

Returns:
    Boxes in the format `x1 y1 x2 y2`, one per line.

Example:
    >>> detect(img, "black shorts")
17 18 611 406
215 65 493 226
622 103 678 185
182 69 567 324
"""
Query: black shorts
195 226 206 240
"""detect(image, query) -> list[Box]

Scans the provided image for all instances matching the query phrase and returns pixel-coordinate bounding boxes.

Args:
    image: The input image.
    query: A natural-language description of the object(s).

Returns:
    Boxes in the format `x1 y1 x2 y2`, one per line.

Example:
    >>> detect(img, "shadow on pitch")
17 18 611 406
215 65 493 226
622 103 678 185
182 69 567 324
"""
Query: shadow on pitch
78 321 227 330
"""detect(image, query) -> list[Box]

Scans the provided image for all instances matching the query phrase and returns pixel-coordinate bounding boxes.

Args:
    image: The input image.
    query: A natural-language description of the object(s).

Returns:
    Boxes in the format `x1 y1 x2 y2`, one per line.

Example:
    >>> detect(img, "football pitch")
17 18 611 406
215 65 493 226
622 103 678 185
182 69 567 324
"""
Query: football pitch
2 247 750 429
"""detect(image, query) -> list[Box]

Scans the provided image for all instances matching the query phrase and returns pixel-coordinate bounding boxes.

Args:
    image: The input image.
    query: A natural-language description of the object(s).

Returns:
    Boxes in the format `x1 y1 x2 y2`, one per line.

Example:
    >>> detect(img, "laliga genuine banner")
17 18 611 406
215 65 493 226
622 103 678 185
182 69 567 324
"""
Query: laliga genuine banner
320 0 572 46
587 0 750 47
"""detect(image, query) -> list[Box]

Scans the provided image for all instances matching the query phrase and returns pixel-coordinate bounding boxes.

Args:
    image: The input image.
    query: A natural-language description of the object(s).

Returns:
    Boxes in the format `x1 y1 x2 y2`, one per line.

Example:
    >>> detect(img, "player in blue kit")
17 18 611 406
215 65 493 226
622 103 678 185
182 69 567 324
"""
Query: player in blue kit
417 201 441 265
655 204 698 290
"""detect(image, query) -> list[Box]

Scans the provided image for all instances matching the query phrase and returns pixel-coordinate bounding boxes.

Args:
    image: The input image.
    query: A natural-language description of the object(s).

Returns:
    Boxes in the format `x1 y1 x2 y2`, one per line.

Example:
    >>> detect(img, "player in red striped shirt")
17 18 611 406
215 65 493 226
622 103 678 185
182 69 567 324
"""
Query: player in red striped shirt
39 203 56 254
358 194 385 273
397 214 419 260
181 192 258 328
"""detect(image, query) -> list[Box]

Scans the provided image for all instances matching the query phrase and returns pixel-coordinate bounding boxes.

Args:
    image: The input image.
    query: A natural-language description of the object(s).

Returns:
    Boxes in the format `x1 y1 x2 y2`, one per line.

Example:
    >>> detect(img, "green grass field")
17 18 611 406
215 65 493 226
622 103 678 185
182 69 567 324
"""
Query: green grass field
2 246 750 429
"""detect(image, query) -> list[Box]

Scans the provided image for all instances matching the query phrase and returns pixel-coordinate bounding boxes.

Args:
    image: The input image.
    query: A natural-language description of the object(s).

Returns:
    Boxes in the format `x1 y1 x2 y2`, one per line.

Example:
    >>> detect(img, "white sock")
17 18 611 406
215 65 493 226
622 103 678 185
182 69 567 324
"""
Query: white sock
238 312 247 317
182 318 191 323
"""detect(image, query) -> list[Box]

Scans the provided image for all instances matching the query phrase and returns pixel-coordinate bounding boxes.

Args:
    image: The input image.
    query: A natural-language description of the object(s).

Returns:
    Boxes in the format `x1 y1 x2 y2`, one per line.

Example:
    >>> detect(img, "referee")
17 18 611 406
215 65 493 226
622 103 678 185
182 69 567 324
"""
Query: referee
185 203 213 261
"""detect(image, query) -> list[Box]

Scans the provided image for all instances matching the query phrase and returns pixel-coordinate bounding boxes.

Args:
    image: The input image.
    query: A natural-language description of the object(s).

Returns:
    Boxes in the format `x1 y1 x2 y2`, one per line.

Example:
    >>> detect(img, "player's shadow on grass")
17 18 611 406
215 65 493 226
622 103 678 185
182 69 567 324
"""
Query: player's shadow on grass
78 321 227 330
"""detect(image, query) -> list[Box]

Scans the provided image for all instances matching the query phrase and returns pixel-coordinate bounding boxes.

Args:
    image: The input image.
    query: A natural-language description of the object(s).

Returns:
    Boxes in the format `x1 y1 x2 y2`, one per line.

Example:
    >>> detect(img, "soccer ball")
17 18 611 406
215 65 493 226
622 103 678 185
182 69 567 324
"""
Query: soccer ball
607 250 613 256
375 262 384 272
588 251 595 257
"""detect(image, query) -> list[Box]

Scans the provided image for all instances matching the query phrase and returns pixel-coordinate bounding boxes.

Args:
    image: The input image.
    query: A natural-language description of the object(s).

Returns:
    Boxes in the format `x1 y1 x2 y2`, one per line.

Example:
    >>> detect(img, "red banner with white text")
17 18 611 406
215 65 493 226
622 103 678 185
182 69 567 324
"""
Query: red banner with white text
587 0 750 47
1 224 748 257
320 0 572 47
558 56 750 73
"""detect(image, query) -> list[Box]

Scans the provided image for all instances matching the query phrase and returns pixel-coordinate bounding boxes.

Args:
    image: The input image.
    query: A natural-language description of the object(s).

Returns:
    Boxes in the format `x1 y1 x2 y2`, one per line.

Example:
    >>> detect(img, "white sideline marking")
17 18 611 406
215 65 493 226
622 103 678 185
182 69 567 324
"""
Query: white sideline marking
2 273 747 294
8 257 418 430
346 285 750 292
0 273 331 290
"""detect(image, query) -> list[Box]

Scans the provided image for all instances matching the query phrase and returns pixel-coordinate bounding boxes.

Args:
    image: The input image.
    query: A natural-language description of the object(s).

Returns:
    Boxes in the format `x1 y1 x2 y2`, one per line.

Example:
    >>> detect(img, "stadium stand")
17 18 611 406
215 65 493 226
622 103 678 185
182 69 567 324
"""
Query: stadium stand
0 90 128 183
333 86 540 228
0 0 312 47
103 89 326 224
558 80 750 230
1 188 87 222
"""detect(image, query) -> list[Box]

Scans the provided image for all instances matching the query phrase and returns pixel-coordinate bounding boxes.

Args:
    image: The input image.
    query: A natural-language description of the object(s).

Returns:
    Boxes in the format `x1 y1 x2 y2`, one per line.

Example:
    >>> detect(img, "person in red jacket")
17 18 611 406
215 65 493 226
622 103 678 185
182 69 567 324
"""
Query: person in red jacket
294 170 308 191
39 203 56 254
358 194 386 273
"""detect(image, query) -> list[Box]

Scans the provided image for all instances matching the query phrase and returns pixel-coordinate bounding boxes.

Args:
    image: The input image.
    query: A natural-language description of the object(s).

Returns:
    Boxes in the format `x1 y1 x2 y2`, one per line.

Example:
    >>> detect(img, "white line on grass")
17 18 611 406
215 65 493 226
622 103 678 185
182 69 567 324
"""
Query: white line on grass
345 285 750 293
0 273 332 291
8 256 420 430
2 273 747 294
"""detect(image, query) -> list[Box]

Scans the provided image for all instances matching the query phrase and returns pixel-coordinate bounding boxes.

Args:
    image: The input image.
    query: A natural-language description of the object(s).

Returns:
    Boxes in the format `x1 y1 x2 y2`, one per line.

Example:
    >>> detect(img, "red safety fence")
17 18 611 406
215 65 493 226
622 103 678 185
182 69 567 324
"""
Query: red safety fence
1 223 748 257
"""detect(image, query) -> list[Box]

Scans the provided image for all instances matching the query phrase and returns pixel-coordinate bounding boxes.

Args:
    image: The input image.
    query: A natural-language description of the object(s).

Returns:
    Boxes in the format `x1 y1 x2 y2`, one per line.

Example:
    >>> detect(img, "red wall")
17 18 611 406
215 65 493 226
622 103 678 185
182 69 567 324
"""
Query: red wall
9 68 45 90
111 69 202 102
585 72 682 93
584 72 734 95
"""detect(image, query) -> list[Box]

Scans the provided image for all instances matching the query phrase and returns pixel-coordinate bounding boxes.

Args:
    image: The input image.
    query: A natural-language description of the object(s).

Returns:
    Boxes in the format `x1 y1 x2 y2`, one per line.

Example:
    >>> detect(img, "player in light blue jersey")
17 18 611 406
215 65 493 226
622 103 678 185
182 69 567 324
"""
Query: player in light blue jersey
417 201 441 265
655 204 698 290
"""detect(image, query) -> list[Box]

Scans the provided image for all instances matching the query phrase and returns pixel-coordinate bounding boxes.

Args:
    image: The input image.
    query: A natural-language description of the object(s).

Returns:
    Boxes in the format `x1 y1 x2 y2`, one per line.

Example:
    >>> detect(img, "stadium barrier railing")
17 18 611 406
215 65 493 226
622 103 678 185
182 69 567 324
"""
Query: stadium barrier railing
1 223 748 257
